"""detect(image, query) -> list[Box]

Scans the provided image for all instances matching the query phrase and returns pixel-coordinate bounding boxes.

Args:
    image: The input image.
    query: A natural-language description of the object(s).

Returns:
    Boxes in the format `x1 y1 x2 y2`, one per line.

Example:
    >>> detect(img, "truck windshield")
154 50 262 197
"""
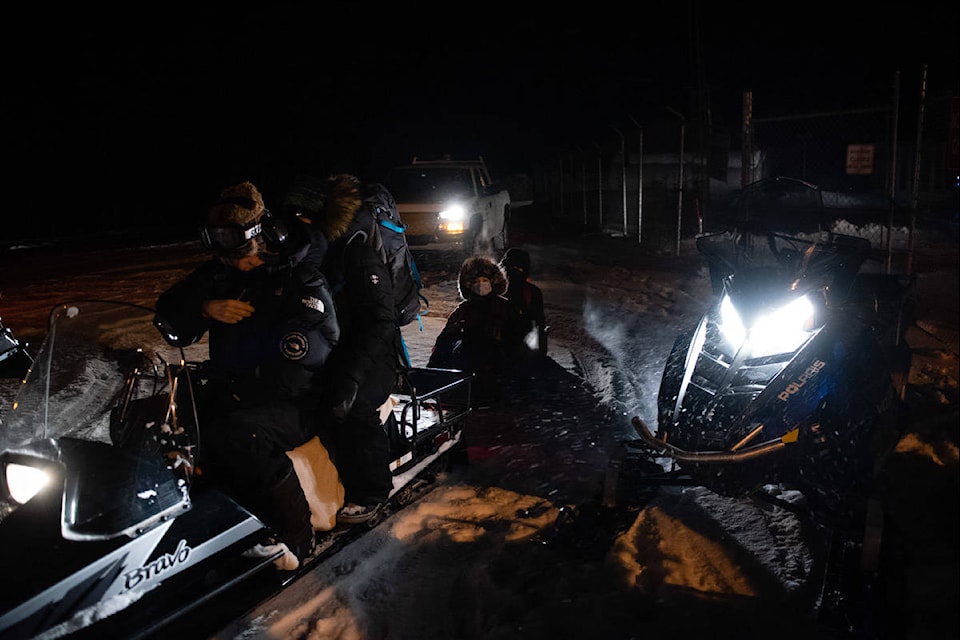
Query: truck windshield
385 168 476 203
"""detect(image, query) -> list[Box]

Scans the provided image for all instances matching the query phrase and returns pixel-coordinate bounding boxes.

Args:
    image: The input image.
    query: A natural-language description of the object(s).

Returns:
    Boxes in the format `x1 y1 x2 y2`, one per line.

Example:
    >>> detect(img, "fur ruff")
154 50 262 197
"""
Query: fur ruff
457 255 508 300
318 174 363 242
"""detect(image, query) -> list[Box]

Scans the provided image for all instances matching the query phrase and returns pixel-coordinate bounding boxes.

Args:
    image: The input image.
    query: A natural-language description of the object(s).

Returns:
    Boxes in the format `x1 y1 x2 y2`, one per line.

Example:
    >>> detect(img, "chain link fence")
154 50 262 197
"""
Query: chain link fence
530 72 957 275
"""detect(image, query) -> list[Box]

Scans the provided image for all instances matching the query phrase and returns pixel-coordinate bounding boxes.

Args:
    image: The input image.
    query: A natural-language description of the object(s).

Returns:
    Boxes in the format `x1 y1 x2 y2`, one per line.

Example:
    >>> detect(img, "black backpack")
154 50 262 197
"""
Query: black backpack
361 183 429 329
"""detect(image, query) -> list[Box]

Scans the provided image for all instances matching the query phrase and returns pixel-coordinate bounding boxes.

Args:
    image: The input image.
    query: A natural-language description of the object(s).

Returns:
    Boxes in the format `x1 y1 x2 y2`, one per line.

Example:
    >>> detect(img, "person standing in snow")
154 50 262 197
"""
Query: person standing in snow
153 180 340 571
282 173 399 526
499 247 548 357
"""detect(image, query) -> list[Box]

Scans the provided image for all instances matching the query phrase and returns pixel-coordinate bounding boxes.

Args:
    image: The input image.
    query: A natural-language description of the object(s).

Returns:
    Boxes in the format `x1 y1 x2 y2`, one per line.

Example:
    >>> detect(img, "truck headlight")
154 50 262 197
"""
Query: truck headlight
439 203 467 233
439 203 466 221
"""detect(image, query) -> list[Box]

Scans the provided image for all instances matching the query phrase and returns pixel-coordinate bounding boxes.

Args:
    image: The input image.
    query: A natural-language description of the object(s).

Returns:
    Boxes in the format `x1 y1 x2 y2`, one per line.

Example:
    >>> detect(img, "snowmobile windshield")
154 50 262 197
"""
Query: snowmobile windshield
0 302 168 450
697 226 870 302
0 301 191 539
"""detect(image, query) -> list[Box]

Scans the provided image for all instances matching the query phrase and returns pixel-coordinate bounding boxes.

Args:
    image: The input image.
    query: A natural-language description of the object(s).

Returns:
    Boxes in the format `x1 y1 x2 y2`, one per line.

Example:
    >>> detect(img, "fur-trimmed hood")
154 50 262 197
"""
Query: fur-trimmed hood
283 173 365 243
457 255 508 300
499 247 531 276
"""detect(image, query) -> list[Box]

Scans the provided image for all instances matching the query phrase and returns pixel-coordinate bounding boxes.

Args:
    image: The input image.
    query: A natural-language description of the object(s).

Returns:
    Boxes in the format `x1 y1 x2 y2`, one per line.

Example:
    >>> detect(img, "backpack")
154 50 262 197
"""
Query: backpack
361 183 429 329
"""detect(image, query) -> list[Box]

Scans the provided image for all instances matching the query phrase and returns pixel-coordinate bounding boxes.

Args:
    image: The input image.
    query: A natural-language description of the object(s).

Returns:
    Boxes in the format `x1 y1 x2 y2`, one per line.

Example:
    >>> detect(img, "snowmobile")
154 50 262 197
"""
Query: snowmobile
626 225 914 520
0 300 472 640
615 224 915 632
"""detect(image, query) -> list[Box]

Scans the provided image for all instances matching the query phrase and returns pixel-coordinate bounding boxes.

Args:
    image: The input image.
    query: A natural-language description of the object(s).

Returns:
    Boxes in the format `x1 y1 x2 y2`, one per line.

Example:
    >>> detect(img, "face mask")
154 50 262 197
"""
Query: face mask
473 280 493 297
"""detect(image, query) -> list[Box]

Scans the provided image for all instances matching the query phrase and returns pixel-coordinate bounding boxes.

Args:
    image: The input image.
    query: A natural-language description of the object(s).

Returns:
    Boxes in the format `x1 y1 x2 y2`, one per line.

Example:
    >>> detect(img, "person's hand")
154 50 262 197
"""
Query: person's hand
202 299 255 324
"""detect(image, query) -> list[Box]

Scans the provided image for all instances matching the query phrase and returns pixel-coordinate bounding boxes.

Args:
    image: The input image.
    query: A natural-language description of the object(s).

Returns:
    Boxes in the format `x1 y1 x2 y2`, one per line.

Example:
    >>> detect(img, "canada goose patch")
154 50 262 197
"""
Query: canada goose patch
281 332 309 360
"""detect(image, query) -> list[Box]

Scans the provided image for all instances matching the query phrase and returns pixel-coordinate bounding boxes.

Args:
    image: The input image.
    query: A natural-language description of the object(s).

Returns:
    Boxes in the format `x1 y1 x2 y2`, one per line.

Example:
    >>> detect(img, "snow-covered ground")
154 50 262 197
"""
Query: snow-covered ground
0 224 956 639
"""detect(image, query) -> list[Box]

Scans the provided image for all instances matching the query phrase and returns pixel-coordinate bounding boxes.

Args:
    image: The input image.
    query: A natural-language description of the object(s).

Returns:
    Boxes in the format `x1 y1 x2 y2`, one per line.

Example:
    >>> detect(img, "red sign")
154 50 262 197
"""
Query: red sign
846 144 875 176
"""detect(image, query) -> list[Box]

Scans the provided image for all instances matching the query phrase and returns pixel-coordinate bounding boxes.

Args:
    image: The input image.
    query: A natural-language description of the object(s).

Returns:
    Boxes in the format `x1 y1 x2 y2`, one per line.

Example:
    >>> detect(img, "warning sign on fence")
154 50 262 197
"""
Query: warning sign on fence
845 144 875 175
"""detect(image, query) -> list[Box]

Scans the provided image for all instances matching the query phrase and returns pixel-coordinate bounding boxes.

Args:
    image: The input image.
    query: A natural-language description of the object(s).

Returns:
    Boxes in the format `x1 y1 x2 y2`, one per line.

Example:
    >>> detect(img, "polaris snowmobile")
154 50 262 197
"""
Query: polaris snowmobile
627 225 914 521
0 300 472 639
614 225 915 632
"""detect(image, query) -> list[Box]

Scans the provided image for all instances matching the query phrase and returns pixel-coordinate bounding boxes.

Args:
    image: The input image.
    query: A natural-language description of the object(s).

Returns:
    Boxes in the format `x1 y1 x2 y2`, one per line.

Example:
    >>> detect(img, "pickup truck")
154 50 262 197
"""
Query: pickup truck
383 157 511 254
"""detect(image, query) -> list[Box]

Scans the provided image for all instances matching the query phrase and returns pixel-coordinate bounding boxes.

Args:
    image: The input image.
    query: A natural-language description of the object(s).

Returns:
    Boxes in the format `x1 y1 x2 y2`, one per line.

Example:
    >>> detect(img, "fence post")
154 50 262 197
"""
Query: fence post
581 151 588 226
558 155 565 220
575 146 586 226
908 63 927 274
630 115 644 245
667 106 686 256
613 125 626 236
886 71 900 274
742 91 753 187
593 140 603 231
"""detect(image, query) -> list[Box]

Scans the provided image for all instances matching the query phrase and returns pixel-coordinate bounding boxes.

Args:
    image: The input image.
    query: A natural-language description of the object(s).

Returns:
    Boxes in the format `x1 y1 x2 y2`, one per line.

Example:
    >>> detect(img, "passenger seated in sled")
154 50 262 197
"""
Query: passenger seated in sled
427 255 528 403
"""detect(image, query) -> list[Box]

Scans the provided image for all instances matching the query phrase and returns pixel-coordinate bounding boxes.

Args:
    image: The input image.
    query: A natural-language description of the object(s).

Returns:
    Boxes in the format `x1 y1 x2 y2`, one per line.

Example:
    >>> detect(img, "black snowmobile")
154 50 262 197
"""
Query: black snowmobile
625 225 913 518
612 224 915 632
0 300 472 639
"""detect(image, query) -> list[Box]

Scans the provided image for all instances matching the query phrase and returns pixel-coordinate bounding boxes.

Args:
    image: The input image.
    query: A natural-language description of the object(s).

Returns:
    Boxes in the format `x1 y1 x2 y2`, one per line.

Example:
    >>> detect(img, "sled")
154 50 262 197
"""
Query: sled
0 301 473 639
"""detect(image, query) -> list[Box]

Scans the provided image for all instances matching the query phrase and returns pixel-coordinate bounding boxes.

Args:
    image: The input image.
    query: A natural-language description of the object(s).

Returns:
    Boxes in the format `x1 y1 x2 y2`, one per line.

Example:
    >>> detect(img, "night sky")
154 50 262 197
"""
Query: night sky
4 4 956 240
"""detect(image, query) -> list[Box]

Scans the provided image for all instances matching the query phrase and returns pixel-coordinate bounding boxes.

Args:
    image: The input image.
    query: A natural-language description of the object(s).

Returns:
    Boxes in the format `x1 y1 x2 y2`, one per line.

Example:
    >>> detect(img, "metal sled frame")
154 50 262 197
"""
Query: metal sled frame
387 367 473 475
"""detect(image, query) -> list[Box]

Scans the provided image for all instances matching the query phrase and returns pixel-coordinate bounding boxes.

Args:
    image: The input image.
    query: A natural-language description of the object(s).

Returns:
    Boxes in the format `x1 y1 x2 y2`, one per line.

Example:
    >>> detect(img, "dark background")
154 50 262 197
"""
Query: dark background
3 4 956 244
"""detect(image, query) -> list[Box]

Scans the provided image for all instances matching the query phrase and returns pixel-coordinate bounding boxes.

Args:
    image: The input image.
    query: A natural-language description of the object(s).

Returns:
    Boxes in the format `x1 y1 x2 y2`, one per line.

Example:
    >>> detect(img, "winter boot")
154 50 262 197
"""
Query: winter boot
246 466 315 571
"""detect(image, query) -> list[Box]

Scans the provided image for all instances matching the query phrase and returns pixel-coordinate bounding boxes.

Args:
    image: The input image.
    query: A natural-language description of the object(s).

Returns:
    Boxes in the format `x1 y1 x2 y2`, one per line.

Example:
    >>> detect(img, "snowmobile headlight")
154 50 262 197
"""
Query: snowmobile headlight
4 461 51 504
751 295 815 357
719 294 815 358
719 294 746 347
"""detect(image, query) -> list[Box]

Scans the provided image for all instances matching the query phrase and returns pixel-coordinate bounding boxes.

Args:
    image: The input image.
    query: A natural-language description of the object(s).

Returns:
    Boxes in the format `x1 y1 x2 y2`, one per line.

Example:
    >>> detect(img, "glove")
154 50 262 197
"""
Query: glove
331 377 359 420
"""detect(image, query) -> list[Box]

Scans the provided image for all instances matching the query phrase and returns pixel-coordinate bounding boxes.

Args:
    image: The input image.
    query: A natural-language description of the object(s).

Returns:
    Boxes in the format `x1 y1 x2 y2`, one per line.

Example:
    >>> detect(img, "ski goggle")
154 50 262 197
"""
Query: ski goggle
199 219 262 251
199 210 289 254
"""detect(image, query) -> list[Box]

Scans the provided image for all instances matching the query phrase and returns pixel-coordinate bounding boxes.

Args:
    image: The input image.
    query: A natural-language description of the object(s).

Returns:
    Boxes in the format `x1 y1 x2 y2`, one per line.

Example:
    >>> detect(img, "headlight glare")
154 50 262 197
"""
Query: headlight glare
750 295 815 357
439 203 466 221
6 462 51 504
718 294 816 358
719 294 746 348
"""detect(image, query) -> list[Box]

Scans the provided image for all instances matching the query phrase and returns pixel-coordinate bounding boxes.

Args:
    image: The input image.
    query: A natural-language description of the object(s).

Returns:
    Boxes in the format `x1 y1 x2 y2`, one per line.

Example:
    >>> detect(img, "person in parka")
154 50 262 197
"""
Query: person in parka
154 181 340 570
427 254 527 389
499 247 548 356
282 173 398 525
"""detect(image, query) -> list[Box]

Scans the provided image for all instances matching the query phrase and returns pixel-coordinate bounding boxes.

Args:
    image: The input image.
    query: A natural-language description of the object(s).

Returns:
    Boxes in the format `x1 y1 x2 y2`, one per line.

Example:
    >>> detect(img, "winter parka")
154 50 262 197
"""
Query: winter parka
155 217 340 402
500 247 548 355
427 255 527 373
284 173 398 505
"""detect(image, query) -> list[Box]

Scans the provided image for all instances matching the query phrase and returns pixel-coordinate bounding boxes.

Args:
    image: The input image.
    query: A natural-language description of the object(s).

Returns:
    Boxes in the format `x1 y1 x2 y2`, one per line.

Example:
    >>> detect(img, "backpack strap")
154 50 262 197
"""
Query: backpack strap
378 219 406 234
398 332 413 369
